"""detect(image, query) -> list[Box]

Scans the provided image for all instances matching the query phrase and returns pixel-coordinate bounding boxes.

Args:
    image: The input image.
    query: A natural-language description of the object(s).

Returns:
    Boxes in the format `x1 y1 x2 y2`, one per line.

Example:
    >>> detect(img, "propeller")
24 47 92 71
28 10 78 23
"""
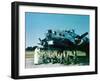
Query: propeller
79 32 88 39
38 38 43 45
75 32 88 45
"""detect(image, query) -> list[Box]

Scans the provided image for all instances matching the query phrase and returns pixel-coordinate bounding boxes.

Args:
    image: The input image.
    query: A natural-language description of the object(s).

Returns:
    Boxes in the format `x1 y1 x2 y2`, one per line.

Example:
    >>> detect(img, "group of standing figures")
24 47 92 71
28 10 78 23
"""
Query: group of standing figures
33 47 79 65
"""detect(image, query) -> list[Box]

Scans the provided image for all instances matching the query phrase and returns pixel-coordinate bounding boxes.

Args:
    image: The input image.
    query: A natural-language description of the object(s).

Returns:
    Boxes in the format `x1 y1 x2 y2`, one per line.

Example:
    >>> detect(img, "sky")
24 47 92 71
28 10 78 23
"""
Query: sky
25 12 89 48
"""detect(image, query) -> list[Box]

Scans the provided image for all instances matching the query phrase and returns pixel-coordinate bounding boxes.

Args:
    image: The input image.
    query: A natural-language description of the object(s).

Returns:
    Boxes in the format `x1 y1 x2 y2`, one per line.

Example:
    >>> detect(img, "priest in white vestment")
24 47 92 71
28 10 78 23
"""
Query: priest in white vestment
34 47 40 64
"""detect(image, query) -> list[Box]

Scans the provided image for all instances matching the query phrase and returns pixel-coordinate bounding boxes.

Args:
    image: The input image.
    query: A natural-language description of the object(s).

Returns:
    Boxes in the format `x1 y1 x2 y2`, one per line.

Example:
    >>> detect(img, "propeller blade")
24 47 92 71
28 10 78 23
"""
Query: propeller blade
80 32 88 39
39 38 42 41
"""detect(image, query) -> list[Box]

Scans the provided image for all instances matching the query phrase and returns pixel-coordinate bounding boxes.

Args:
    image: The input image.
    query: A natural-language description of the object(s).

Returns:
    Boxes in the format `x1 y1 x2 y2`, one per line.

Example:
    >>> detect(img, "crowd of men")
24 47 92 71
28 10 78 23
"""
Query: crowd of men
33 47 78 65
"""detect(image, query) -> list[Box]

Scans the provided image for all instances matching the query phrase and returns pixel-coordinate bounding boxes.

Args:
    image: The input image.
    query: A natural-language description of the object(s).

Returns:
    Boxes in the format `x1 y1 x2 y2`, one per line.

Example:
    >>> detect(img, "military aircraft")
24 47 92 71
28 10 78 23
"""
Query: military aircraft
38 29 89 52
37 29 89 64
